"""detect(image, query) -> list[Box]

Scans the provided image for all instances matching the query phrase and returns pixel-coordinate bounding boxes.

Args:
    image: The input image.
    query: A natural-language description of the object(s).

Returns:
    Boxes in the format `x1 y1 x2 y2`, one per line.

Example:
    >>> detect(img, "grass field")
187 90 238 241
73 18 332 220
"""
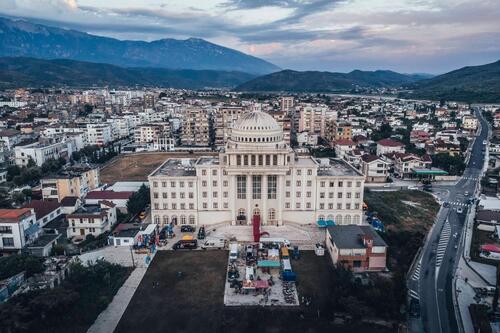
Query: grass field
115 251 393 333
100 152 217 184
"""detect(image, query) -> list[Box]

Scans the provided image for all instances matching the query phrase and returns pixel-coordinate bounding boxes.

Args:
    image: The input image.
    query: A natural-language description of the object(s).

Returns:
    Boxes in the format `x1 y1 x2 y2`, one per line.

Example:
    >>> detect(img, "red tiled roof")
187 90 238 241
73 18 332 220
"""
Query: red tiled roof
86 191 134 200
23 200 61 220
377 138 405 147
60 196 79 206
361 154 380 163
0 208 33 223
335 139 355 146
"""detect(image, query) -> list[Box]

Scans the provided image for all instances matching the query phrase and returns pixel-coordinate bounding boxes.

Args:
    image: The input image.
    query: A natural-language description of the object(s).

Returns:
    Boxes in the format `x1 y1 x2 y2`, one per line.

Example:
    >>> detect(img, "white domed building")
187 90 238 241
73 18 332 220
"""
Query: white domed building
149 110 365 228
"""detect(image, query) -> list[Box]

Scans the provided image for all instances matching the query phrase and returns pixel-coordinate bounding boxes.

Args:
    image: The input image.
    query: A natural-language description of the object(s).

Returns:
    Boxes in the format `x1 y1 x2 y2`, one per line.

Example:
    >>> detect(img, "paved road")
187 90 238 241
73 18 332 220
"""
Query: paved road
410 107 490 333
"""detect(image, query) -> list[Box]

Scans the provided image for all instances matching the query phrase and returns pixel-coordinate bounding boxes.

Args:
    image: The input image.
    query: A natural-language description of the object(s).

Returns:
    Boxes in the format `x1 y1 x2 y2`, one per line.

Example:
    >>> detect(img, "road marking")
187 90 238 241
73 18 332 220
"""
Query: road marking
412 260 421 281
436 221 451 267
409 289 420 300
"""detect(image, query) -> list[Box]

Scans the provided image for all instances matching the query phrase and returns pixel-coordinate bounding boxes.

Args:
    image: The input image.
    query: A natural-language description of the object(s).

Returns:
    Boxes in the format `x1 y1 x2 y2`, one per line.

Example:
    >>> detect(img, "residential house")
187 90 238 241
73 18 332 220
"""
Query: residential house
0 208 39 253
326 225 387 272
376 138 406 156
361 154 389 183
66 201 117 239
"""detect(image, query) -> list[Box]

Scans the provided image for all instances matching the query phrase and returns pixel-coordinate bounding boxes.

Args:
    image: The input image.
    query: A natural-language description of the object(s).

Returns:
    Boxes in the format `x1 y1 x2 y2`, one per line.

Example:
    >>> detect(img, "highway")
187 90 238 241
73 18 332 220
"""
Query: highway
410 107 490 333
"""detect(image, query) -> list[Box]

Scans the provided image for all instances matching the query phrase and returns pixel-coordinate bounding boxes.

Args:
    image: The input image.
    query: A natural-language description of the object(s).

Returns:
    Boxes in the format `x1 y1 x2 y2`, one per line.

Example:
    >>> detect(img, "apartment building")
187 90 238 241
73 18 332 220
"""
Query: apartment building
214 107 245 147
181 109 210 146
280 96 294 112
325 121 353 144
361 154 389 183
134 123 171 144
86 123 112 146
14 140 73 167
0 208 39 253
41 164 100 202
297 105 336 137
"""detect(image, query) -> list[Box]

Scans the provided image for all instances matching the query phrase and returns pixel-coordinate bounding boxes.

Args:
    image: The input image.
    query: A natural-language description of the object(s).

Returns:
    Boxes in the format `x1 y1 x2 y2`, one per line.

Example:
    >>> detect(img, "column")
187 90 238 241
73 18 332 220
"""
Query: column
246 174 252 225
278 175 284 226
230 175 236 226
262 174 267 226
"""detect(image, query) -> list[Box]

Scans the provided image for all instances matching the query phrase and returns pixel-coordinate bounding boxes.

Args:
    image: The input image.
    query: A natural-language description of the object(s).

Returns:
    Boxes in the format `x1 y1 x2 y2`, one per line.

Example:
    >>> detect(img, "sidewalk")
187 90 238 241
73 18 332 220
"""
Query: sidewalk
87 266 148 333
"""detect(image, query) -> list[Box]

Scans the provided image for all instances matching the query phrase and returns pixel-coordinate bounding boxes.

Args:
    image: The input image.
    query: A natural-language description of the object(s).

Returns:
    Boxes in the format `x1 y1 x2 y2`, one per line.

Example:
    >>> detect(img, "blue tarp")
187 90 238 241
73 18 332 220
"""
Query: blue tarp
317 219 335 227
24 223 40 237
371 219 385 232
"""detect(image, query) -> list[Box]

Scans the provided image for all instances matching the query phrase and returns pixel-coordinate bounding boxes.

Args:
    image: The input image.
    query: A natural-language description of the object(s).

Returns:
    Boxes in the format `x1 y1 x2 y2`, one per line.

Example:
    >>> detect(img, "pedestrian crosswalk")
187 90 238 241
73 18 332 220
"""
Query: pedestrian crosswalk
463 176 478 181
411 260 421 281
447 201 468 207
436 221 451 267
409 289 420 300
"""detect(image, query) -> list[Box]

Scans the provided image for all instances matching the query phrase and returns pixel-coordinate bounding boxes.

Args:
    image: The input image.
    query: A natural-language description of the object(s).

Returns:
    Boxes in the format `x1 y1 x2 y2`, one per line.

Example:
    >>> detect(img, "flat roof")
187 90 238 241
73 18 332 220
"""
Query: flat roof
150 159 197 177
412 168 448 175
27 233 61 248
317 158 362 177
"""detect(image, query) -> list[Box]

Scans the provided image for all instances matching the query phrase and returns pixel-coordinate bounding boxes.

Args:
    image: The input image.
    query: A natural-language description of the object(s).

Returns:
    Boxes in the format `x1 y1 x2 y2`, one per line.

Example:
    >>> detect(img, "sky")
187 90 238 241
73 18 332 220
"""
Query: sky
1 0 499 74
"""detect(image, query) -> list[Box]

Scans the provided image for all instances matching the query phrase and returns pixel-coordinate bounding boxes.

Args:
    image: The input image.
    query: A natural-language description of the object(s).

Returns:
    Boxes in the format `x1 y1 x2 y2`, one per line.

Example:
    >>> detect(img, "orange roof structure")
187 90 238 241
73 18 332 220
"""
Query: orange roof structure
0 208 33 223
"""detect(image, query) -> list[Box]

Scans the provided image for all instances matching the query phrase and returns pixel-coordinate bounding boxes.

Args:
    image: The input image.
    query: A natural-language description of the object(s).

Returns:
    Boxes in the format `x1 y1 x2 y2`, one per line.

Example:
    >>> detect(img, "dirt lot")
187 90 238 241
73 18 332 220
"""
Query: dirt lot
364 189 440 233
115 251 393 333
100 152 217 184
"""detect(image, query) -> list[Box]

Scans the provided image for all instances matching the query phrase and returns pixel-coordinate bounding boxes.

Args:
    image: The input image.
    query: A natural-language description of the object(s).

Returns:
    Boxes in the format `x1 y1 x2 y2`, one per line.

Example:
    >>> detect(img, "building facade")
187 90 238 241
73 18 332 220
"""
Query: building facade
149 111 365 227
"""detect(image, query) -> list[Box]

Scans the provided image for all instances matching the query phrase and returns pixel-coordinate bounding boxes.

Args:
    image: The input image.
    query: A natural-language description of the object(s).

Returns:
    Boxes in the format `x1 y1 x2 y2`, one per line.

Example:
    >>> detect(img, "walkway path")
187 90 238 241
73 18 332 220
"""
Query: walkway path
87 266 148 333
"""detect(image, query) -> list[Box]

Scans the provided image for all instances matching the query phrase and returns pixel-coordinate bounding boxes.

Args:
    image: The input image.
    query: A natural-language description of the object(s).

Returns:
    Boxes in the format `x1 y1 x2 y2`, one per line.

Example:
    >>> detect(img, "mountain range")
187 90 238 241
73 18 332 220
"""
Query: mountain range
0 57 256 89
235 69 429 92
0 17 279 75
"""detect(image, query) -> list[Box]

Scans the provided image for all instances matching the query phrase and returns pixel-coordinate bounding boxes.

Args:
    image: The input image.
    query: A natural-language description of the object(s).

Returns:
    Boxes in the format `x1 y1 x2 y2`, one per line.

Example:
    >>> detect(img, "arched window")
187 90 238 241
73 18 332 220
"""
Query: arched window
353 215 360 225
189 215 195 225
163 215 169 225
336 215 343 225
318 215 325 221
268 208 276 221
180 215 187 224
344 215 351 224
327 214 334 222
171 215 177 225
154 215 160 224
253 208 260 216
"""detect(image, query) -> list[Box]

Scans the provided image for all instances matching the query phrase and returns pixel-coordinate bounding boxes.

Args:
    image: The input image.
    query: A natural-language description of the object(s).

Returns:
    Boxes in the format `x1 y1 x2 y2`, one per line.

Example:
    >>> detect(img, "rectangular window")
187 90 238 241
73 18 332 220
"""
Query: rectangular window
273 155 278 165
213 192 218 198
258 155 263 165
329 203 333 209
171 192 176 199
320 181 325 187
285 202 290 208
188 182 193 187
2 237 14 247
307 202 312 209
212 169 217 176
213 181 217 187
189 203 194 209
202 192 207 198
172 203 177 210
296 202 301 209
251 155 256 166
286 180 291 187
267 175 277 199
213 202 218 209
307 180 312 187
319 203 324 209
171 181 176 187
189 192 194 199
203 203 208 209
346 203 351 209
347 181 352 187
237 176 247 199
163 203 168 209
296 180 301 186
355 192 360 199
338 193 342 198
180 203 185 210
0 226 12 234
347 193 351 199
180 193 185 199
162 192 168 199
180 181 185 188
162 181 167 187
202 170 207 176
266 155 270 165
252 175 262 199
337 203 342 209
307 169 312 175
355 203 360 209
244 155 248 165
296 191 301 198
202 181 207 187
223 180 228 187
338 181 343 187
223 202 229 209
153 182 158 188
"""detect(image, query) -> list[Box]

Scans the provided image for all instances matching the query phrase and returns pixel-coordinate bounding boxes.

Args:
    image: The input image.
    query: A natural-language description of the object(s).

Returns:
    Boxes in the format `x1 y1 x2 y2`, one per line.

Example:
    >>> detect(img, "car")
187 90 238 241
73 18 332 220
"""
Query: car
408 186 418 190
464 191 469 196
443 202 450 208
457 207 463 214
483 140 487 145
180 225 196 232
172 240 197 250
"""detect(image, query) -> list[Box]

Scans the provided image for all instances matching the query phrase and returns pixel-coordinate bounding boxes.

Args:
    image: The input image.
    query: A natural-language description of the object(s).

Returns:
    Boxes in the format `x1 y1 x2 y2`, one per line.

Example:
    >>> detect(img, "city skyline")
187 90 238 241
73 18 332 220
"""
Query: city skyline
1 0 499 74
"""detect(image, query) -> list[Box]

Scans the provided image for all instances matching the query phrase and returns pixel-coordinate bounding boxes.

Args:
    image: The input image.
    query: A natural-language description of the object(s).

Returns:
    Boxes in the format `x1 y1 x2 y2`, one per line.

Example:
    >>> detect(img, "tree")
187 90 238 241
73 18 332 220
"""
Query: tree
371 123 393 141
432 153 466 175
126 185 150 216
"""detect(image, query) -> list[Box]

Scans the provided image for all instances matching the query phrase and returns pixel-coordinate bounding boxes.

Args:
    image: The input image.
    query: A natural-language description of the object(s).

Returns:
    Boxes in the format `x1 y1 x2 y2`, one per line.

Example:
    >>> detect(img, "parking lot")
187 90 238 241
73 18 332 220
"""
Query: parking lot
115 250 392 333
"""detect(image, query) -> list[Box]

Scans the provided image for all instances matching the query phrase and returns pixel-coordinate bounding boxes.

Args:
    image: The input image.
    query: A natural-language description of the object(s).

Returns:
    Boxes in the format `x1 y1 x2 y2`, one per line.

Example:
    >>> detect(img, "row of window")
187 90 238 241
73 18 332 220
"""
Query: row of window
236 175 277 200
284 202 360 210
153 181 195 188
285 191 361 199
153 215 196 225
236 154 283 166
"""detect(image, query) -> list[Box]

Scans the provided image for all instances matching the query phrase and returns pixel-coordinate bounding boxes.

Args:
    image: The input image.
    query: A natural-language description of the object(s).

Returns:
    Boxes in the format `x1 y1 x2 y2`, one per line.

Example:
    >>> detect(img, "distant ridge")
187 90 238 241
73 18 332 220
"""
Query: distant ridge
0 17 280 75
401 60 500 103
0 57 257 89
235 69 428 92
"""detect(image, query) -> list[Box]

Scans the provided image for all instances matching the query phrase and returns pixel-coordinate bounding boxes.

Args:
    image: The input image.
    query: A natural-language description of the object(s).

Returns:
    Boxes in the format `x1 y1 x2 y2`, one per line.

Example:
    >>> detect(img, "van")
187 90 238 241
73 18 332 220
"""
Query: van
172 240 197 250
229 243 238 262
201 238 226 250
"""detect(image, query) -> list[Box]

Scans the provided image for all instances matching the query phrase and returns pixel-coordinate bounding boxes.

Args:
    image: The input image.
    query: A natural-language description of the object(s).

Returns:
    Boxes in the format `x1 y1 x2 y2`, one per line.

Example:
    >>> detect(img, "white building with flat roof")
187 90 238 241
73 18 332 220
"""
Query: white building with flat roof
149 110 364 227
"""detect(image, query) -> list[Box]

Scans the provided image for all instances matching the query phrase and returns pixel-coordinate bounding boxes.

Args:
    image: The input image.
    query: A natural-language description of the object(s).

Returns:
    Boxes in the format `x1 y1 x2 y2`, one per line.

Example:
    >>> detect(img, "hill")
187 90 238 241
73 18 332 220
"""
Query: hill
235 69 427 92
401 60 500 103
0 57 256 89
0 17 279 75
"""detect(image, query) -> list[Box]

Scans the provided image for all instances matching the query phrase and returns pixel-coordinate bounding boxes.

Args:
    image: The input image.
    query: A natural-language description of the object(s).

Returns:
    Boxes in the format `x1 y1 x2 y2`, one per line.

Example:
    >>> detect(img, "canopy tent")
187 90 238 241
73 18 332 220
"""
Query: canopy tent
257 260 281 268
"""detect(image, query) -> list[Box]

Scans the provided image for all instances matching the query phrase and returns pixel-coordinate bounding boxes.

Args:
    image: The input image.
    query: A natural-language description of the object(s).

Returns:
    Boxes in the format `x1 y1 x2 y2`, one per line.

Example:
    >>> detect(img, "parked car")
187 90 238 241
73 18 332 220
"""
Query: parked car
229 243 238 262
172 239 198 250
181 225 196 232
200 238 226 250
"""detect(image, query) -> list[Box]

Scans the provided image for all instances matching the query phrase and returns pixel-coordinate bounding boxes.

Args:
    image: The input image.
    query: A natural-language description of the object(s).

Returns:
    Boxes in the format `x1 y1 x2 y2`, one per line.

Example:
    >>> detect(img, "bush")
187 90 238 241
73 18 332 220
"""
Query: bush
0 254 44 280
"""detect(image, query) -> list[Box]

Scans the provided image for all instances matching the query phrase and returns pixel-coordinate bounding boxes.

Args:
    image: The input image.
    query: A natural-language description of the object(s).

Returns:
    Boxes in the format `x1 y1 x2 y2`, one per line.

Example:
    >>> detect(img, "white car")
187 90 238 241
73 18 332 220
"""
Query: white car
200 238 226 250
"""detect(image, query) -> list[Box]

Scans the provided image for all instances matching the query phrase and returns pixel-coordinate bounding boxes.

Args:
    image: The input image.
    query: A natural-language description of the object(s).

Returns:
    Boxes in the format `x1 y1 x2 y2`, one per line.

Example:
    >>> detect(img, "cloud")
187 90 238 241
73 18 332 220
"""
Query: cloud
0 0 498 73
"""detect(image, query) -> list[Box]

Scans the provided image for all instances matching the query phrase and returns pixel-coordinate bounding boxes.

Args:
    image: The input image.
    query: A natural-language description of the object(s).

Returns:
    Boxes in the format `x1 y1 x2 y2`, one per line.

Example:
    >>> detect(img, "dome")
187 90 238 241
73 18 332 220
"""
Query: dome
233 111 281 132
230 111 283 144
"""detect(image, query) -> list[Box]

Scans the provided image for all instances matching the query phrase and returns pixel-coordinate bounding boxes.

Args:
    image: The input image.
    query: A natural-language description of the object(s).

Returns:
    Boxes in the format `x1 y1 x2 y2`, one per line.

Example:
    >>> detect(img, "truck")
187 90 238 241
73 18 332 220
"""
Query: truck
200 238 226 250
